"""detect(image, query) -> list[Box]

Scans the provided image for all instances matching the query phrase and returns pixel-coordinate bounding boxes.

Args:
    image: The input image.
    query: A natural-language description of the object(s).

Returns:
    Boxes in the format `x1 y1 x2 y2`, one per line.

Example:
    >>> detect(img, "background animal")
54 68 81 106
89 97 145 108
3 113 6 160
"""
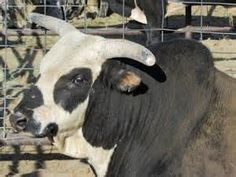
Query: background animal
106 0 167 45
10 14 236 177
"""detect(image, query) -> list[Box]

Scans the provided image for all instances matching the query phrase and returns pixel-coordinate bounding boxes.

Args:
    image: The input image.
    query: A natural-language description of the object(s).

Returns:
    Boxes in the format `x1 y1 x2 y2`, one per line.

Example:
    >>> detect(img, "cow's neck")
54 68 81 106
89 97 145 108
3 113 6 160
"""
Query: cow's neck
180 70 236 177
53 129 115 177
215 70 236 165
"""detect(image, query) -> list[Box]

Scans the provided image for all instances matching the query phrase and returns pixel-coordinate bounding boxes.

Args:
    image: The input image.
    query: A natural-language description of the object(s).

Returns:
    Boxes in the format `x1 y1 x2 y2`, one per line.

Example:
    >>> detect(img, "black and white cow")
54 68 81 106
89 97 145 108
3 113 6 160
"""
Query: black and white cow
106 0 167 45
10 14 236 177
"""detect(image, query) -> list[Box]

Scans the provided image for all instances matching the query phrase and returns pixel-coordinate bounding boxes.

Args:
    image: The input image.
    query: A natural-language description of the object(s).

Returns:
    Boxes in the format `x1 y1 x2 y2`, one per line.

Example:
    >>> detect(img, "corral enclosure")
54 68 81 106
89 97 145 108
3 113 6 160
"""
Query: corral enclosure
0 1 236 176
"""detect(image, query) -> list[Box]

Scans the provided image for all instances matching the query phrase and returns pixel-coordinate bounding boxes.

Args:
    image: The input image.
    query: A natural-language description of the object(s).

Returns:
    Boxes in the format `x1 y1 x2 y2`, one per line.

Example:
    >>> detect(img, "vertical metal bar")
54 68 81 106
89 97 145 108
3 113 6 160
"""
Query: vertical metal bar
2 0 8 138
122 0 125 39
43 0 47 55
185 5 192 26
62 0 67 21
84 1 88 34
161 0 165 42
200 0 203 40
23 0 26 28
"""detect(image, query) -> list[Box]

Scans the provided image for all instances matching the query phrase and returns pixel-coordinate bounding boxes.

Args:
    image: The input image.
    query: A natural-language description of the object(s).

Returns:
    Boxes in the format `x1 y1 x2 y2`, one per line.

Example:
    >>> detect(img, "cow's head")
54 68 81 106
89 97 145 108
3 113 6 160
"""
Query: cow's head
10 13 156 142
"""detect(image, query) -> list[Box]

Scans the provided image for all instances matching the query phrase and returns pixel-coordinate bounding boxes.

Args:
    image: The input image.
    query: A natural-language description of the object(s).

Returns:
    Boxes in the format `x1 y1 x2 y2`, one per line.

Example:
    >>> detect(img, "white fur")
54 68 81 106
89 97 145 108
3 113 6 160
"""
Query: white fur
53 129 115 177
34 32 106 135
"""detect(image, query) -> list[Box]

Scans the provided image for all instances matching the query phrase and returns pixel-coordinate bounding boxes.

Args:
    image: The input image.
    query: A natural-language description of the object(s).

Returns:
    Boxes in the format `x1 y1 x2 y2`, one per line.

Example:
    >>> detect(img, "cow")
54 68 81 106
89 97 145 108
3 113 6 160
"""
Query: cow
106 0 167 46
10 14 236 177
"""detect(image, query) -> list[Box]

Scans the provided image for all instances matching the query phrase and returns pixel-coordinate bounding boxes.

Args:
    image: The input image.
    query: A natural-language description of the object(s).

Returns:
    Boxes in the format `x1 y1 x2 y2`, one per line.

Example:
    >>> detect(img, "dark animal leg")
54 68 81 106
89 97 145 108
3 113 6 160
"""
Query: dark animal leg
141 0 167 46
99 0 109 17
108 0 133 17
143 24 152 46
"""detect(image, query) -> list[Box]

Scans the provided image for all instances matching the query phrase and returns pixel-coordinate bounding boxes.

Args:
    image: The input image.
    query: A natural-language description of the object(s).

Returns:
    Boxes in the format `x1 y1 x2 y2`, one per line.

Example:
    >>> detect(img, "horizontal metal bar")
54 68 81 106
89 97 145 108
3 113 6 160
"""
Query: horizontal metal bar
1 26 235 37
0 133 51 146
6 5 85 8
5 1 236 7
0 29 57 36
0 45 50 50
176 26 234 33
0 68 39 71
0 28 144 36
0 88 25 91
179 1 236 6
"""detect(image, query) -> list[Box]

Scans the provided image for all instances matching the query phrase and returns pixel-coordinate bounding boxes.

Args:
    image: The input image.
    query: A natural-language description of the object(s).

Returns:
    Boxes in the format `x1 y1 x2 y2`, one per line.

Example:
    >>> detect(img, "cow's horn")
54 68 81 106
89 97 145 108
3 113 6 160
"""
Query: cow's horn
29 13 80 36
102 39 156 66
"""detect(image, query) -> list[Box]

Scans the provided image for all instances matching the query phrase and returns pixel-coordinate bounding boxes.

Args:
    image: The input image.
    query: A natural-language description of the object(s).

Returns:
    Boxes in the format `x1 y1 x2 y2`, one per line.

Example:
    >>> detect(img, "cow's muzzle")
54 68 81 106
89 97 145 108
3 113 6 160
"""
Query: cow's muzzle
10 112 58 140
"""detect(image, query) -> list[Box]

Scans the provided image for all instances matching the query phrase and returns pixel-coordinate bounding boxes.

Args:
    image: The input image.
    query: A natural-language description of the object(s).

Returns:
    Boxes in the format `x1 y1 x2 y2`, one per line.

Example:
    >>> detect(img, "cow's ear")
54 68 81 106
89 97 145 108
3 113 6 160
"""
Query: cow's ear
116 70 141 92
100 60 142 93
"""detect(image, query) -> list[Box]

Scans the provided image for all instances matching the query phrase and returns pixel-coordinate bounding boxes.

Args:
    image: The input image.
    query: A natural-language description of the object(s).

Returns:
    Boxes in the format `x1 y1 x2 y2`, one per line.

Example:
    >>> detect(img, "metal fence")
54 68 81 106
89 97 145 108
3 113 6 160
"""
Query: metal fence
0 0 236 143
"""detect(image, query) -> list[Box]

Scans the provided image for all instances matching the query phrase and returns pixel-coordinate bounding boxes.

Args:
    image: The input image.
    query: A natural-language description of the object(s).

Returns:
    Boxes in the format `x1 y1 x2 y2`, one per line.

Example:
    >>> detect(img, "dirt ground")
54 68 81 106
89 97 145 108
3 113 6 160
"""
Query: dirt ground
0 144 95 177
0 2 236 177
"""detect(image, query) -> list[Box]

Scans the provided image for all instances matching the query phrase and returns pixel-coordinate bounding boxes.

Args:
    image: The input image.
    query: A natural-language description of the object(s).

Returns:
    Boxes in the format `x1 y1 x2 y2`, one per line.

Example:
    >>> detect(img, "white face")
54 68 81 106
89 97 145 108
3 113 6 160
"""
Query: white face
10 32 105 138
9 31 123 177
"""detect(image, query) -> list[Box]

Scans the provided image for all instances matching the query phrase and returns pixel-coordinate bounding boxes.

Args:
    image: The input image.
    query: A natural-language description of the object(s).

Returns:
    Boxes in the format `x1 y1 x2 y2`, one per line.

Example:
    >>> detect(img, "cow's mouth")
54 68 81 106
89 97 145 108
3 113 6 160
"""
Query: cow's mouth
36 134 54 143
43 123 58 142
47 134 55 143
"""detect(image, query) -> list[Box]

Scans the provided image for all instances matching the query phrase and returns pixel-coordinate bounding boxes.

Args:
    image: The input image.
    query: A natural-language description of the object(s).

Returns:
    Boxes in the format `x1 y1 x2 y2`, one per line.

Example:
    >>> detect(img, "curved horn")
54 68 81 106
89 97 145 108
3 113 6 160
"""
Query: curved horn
101 39 156 66
29 13 80 36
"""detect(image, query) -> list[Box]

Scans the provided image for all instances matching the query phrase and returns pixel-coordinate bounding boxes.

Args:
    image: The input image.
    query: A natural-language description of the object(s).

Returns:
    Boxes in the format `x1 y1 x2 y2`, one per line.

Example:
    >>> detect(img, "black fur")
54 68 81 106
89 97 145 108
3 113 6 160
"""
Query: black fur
83 39 215 177
53 68 92 113
14 86 44 117
33 0 65 20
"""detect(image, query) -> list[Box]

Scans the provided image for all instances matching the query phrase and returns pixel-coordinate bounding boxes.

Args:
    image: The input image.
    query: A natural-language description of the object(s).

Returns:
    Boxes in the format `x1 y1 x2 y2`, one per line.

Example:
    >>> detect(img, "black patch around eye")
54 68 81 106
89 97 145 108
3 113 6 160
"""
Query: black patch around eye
53 68 92 113
14 86 44 115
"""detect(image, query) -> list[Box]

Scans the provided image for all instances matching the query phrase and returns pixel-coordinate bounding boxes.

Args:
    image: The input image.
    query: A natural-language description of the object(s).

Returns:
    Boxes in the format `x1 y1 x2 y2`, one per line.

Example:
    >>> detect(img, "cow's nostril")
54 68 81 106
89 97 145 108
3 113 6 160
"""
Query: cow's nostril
16 118 27 130
10 114 27 131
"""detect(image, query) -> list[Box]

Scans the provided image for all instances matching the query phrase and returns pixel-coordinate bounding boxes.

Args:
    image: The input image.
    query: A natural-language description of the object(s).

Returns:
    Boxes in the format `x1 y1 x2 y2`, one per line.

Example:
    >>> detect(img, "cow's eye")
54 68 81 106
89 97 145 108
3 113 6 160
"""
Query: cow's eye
73 75 87 86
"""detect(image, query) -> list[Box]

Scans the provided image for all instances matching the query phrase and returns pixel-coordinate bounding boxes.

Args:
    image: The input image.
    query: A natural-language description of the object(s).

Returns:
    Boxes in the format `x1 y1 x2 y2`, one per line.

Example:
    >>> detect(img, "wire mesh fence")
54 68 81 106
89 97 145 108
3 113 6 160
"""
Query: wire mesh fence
0 0 236 142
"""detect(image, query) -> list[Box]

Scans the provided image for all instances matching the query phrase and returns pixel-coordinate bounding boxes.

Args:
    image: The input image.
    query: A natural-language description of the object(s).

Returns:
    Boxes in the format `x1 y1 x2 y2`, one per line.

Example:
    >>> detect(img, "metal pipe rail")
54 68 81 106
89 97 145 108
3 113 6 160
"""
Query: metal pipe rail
0 26 234 38
0 133 51 147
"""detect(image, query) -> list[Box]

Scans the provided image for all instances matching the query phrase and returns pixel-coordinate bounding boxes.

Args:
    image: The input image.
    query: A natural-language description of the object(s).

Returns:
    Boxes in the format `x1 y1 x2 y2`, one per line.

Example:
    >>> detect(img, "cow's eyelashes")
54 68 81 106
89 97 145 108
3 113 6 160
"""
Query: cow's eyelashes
72 75 87 86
